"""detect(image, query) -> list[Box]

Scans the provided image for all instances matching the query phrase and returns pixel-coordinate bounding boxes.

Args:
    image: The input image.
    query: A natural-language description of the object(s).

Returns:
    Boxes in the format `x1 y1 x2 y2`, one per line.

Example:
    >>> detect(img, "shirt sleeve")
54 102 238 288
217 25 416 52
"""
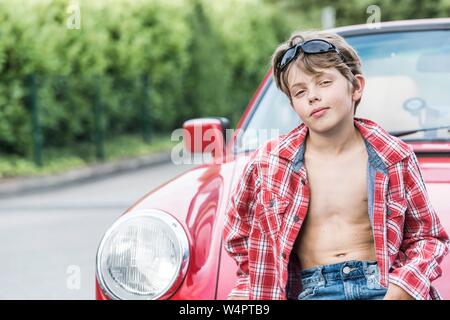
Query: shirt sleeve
389 152 450 300
222 151 260 299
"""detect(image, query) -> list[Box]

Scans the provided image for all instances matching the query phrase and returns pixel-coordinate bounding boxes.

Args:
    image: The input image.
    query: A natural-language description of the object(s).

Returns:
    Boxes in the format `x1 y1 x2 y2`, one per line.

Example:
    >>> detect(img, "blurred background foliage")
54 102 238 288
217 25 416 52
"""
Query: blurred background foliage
0 0 294 160
0 0 448 175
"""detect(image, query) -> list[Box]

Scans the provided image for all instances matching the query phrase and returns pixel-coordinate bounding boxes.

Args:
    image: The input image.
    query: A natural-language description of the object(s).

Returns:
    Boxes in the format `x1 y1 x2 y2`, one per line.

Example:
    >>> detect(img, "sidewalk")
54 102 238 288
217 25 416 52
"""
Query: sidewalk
0 151 172 198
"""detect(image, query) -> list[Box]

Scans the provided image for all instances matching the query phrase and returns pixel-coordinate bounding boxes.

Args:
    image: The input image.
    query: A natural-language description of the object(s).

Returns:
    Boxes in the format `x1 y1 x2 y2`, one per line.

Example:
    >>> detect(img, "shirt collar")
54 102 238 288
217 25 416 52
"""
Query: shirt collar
270 117 413 172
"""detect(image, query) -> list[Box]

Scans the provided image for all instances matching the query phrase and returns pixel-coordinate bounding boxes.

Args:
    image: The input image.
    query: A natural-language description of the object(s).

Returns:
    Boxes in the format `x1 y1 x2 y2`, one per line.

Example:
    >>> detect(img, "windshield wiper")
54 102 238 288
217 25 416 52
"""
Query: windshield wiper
390 125 450 137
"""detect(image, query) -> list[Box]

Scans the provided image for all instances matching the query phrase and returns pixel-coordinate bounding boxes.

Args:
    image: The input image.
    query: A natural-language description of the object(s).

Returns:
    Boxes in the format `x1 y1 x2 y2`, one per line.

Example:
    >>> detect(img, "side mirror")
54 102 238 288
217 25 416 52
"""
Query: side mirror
182 117 230 158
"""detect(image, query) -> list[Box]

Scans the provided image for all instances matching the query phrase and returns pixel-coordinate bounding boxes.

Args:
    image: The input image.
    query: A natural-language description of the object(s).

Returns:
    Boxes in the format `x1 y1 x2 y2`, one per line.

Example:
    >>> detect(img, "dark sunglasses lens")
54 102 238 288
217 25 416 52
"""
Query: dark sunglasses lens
303 40 334 53
280 47 297 68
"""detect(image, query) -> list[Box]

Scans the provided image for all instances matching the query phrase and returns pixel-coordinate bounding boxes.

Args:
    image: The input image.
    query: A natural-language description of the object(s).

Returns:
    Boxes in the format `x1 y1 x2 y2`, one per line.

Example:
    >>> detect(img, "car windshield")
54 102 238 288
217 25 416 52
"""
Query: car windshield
236 30 450 153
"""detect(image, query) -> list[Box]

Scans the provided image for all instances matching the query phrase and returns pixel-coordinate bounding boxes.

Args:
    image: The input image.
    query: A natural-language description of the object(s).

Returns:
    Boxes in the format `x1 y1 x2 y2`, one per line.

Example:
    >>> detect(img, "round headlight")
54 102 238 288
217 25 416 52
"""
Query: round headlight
96 209 189 300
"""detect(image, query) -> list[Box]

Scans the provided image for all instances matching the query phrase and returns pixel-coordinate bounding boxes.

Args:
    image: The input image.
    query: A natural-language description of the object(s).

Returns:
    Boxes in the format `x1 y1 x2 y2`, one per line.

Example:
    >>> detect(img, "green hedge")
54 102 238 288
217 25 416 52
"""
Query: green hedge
0 0 292 157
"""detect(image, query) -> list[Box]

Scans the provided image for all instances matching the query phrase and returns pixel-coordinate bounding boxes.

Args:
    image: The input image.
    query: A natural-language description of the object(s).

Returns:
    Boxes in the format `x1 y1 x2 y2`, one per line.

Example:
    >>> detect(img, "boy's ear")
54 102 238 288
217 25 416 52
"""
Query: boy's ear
352 74 365 101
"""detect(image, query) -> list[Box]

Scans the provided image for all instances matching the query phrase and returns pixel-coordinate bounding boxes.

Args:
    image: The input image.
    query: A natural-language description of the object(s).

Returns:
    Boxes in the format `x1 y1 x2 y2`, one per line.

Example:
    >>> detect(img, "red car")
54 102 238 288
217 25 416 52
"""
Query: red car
95 18 450 300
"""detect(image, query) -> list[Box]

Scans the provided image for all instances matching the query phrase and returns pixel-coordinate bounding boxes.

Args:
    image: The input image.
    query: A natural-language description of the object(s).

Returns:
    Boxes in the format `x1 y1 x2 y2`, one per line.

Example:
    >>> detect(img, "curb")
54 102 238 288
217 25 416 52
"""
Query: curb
0 151 172 198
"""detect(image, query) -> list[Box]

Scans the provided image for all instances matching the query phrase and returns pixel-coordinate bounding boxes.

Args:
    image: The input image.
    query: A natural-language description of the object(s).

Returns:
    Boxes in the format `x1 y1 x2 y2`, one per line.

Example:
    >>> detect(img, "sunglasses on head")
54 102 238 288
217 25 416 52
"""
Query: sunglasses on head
277 39 346 71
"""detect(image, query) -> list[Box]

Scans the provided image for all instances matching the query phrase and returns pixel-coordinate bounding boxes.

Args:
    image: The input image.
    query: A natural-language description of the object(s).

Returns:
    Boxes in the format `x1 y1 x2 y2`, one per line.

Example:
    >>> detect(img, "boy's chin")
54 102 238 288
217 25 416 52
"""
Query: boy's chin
305 118 338 134
305 113 351 134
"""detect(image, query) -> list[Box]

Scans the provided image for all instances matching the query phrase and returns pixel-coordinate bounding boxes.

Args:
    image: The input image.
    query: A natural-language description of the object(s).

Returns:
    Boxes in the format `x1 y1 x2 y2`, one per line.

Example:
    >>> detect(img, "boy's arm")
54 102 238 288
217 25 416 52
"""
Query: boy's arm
388 152 450 300
222 154 260 299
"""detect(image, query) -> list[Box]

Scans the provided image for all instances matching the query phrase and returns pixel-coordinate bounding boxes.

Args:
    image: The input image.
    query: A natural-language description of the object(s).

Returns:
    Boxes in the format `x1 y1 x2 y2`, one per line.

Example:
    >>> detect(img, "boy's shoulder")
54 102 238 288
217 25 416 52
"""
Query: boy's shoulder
353 117 414 168
251 122 307 165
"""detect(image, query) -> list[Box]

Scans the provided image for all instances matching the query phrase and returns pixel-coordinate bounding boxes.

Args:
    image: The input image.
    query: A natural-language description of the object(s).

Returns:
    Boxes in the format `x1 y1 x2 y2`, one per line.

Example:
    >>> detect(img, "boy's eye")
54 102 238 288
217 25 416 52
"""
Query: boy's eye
320 80 332 86
294 90 305 97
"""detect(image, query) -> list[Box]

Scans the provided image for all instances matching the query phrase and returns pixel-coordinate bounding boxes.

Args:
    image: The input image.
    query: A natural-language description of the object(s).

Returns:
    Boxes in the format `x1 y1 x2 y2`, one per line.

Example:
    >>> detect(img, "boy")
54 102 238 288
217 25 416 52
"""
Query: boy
223 31 449 300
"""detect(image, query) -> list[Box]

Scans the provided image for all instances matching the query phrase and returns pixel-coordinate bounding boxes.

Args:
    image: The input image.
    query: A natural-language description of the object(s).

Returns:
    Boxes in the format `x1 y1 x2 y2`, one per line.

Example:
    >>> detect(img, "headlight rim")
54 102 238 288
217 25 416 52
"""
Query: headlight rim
96 209 190 300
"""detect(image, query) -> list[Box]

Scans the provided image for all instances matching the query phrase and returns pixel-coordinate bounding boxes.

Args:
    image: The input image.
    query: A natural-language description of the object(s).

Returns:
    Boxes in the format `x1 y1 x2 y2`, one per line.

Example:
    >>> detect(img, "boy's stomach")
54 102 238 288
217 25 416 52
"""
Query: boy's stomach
293 217 377 270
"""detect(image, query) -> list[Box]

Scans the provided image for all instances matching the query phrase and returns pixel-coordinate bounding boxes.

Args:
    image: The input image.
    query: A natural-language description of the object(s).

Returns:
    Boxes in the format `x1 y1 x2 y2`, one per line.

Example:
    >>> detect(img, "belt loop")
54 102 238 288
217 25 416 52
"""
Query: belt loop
318 266 326 286
362 261 368 272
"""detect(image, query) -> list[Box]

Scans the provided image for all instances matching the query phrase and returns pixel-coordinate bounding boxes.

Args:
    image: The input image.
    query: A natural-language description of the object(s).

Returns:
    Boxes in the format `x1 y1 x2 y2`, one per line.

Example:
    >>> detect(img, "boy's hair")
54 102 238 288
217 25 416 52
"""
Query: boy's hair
271 31 363 114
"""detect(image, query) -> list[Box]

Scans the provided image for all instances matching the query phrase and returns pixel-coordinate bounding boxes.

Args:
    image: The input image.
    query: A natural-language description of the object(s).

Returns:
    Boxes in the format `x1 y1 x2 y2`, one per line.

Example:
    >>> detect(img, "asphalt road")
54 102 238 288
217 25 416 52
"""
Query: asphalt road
0 161 196 299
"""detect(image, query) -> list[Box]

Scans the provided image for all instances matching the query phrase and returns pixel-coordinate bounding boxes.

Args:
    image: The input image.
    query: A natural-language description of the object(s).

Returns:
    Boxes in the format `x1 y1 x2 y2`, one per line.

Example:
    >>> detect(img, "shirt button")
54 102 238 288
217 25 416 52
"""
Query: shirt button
301 179 306 185
281 253 286 259
293 216 300 222
269 199 275 207
343 266 351 274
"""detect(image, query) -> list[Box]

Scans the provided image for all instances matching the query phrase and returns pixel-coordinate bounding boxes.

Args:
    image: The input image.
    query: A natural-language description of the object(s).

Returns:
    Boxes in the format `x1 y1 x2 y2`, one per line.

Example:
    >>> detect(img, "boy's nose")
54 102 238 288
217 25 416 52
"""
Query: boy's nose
308 94 321 104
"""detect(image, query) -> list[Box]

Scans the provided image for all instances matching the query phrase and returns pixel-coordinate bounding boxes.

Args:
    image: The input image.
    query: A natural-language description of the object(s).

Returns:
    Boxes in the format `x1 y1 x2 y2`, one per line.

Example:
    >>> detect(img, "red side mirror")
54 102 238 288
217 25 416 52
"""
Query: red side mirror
182 117 230 158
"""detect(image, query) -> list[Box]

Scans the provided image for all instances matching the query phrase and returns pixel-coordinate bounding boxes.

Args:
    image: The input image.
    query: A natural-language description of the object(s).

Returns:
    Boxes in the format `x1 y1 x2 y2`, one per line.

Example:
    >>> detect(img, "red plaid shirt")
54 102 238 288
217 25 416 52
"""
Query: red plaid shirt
223 117 449 300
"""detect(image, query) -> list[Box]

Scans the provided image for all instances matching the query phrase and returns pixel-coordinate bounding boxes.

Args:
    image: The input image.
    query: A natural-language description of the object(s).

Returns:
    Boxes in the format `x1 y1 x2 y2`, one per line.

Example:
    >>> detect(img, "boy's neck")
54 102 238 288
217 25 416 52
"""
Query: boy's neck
306 116 361 157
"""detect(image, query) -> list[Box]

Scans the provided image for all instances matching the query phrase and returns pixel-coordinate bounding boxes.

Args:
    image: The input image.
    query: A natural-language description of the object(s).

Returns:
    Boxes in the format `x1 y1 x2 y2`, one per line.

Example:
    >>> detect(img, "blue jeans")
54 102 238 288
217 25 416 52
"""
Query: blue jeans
298 260 388 300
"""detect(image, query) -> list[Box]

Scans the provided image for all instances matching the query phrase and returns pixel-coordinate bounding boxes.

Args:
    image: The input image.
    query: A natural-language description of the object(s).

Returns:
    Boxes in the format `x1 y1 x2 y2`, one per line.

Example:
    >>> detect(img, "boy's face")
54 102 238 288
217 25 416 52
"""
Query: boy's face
287 65 364 134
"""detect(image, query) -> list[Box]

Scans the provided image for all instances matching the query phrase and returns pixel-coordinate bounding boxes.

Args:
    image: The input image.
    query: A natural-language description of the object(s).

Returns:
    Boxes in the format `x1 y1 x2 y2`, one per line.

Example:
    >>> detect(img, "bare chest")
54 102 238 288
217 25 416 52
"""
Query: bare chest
305 150 369 220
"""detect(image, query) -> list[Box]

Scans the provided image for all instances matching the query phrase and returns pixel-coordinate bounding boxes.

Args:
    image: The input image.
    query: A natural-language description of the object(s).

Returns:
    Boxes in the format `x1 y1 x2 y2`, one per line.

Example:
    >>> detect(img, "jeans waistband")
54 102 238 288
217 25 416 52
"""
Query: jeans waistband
300 260 379 287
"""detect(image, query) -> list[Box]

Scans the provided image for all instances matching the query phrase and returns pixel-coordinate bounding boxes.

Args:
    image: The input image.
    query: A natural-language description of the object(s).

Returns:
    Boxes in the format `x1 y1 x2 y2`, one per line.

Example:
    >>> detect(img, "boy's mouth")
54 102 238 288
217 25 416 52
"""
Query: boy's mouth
310 107 330 117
